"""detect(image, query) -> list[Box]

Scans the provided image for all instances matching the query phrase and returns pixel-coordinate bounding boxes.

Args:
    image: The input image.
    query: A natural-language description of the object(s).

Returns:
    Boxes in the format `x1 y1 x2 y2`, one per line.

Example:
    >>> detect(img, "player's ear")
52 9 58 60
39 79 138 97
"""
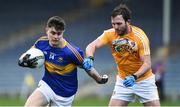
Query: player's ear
45 27 49 34
45 27 48 32
127 19 131 24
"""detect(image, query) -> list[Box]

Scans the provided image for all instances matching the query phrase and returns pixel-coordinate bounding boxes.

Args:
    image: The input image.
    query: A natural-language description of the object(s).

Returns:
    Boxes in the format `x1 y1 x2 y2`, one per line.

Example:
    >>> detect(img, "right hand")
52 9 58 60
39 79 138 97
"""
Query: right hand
83 56 94 71
98 74 108 84
18 54 38 68
123 75 136 87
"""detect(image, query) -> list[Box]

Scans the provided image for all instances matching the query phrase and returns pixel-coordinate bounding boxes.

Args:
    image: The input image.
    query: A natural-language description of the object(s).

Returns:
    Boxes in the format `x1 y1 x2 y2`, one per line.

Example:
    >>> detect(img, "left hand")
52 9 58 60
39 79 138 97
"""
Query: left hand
18 54 38 68
123 75 136 87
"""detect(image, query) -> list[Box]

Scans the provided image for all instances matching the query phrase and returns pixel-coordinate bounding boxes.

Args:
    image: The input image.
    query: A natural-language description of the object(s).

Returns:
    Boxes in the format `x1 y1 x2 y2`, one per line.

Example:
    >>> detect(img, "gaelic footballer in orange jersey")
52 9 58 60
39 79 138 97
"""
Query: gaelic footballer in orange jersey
98 25 153 81
83 4 160 106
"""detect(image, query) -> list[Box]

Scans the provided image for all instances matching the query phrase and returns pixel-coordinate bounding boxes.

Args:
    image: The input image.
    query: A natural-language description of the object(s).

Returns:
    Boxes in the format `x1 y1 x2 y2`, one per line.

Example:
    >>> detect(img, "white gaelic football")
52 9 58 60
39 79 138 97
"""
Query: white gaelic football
19 48 45 68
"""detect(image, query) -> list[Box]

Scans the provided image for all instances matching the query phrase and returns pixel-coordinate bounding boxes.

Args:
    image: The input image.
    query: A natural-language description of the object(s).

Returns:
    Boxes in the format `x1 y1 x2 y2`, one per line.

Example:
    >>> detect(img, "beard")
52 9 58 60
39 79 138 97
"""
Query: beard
116 24 128 36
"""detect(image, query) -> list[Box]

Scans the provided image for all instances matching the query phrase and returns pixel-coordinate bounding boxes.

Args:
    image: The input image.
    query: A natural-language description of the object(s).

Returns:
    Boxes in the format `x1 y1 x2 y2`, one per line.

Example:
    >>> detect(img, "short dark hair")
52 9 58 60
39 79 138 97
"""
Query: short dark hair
47 16 66 30
111 4 131 22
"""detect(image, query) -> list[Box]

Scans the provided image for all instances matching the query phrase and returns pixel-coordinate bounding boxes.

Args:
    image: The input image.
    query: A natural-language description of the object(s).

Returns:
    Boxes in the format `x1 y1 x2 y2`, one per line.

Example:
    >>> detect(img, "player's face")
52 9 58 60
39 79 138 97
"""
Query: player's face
46 27 64 47
111 15 128 36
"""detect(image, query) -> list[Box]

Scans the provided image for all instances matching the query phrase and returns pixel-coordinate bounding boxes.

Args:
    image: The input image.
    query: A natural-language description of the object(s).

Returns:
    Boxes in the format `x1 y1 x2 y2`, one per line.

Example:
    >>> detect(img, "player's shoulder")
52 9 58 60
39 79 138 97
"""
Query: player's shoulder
34 36 49 49
66 40 82 53
132 26 146 35
36 36 48 42
35 36 48 44
104 28 115 33
131 25 149 43
65 39 84 60
102 28 116 38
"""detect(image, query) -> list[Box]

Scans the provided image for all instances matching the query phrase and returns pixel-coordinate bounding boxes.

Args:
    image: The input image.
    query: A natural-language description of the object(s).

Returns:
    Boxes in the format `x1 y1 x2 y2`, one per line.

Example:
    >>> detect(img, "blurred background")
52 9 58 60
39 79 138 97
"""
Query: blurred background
0 0 180 106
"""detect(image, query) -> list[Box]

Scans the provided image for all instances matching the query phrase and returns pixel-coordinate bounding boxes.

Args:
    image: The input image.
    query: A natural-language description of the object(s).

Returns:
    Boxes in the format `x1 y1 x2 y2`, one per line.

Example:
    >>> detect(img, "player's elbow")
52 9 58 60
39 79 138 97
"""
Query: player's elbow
144 61 151 69
86 39 100 54
86 42 95 52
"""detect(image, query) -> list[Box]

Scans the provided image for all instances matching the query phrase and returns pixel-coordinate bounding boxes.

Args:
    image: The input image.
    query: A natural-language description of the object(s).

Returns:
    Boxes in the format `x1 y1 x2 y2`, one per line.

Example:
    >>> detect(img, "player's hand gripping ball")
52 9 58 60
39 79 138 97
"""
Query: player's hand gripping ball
18 48 45 68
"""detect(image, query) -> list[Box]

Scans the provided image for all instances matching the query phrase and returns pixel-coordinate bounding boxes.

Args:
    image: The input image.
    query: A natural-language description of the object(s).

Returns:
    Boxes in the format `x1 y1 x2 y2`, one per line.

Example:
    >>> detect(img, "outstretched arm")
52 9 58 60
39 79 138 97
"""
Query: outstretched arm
86 38 105 57
83 38 106 71
83 38 108 84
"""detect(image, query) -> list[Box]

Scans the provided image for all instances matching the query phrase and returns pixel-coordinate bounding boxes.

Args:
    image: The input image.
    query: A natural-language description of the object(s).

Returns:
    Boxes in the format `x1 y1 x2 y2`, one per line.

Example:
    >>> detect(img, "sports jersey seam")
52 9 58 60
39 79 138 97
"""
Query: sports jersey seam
66 42 83 63
134 31 149 55
133 28 150 55
68 44 83 62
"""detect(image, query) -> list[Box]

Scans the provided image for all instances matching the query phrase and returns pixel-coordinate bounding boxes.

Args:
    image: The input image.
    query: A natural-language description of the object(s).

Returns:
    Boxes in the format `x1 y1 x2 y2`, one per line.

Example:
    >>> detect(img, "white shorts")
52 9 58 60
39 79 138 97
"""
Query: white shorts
37 80 75 107
111 75 159 103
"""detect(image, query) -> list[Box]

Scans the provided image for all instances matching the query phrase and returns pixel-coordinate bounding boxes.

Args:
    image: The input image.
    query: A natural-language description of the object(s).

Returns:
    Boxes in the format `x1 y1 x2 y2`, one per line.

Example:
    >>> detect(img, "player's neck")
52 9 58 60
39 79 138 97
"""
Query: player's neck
127 23 132 33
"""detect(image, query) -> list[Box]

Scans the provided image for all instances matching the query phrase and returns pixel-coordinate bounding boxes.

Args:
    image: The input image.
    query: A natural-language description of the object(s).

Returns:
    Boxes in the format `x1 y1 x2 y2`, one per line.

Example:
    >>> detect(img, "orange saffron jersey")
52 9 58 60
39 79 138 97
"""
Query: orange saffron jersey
98 25 153 81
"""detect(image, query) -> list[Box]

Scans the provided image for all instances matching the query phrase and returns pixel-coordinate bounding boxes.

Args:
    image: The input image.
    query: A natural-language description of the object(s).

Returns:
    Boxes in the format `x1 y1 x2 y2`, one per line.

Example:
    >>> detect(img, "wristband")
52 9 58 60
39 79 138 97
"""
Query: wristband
88 56 94 61
132 74 137 80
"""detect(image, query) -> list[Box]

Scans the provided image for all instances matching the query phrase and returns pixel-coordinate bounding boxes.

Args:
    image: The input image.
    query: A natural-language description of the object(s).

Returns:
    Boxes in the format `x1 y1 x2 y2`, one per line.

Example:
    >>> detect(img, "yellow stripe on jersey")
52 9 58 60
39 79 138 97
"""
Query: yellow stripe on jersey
31 46 35 48
39 36 48 40
34 36 48 45
133 27 150 55
45 61 76 75
66 42 83 63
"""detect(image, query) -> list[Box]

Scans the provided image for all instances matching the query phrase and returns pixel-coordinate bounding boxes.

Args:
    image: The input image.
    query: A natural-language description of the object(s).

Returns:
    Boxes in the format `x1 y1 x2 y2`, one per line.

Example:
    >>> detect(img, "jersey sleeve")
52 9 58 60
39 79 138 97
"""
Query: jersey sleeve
66 42 84 66
98 30 110 45
32 36 48 49
71 48 84 66
138 31 151 57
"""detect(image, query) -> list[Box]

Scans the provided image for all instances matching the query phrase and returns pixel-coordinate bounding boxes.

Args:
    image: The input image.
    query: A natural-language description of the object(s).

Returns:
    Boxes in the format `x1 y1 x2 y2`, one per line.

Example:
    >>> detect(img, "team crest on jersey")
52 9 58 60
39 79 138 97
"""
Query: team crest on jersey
58 57 63 63
112 38 138 55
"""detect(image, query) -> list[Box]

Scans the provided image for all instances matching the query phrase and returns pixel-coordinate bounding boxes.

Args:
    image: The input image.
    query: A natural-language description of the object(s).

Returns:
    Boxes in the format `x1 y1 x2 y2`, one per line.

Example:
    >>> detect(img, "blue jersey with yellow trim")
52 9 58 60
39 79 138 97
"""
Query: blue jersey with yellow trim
33 36 84 97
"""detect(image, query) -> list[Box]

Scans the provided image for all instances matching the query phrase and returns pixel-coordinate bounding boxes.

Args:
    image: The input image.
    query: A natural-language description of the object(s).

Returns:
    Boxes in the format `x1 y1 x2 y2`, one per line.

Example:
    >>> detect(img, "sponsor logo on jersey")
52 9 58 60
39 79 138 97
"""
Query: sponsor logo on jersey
112 38 138 55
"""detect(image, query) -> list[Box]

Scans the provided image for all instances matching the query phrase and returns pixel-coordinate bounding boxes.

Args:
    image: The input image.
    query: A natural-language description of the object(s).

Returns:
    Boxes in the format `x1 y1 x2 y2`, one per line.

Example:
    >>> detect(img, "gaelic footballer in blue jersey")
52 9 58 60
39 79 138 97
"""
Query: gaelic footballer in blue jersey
18 16 108 107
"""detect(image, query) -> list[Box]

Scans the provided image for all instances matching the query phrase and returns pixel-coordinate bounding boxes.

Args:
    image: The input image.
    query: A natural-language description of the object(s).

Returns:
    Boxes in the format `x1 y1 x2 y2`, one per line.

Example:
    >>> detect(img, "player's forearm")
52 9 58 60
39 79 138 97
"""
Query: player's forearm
134 61 151 78
86 42 96 57
86 67 102 83
134 55 151 78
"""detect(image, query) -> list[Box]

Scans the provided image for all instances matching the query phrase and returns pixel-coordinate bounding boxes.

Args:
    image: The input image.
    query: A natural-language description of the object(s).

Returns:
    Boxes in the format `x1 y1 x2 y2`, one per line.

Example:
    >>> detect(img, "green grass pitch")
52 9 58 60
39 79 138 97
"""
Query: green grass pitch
0 96 180 106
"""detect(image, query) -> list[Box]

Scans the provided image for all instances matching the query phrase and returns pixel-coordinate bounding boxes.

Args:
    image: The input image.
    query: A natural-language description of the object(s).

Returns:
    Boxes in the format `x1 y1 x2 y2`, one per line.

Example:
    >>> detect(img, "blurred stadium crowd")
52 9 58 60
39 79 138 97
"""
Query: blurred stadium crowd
0 0 179 101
